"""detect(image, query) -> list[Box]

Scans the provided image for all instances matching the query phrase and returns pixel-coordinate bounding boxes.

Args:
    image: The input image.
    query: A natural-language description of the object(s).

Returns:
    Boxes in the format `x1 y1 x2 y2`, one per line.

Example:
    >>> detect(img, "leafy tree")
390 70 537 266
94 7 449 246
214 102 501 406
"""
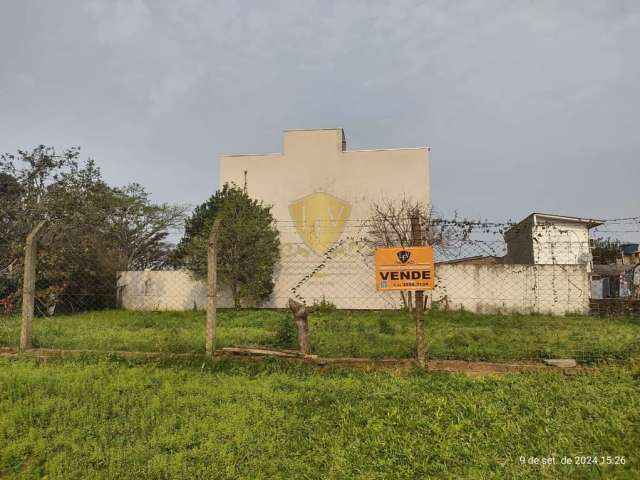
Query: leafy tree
591 237 622 265
175 184 280 308
106 183 187 270
1 146 186 314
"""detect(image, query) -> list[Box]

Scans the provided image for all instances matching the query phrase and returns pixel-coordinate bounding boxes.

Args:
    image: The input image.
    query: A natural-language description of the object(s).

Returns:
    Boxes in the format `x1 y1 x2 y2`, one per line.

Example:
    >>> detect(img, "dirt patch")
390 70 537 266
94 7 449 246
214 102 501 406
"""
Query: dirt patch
0 347 591 376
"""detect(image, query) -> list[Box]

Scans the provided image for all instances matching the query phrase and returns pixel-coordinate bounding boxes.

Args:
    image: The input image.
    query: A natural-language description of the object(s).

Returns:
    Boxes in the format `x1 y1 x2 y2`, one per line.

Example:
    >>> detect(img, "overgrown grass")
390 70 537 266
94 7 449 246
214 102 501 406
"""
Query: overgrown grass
0 357 638 479
1 309 639 363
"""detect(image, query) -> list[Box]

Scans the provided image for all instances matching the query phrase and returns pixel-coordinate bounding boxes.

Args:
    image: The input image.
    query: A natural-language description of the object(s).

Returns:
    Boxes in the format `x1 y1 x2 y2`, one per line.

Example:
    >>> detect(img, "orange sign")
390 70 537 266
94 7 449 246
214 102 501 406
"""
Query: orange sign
375 246 435 291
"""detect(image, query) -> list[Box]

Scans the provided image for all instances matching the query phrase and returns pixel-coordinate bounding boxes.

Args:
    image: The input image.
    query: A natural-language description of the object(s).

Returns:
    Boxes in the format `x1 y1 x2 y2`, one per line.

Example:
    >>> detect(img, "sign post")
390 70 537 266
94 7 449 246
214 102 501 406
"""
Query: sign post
375 221 434 367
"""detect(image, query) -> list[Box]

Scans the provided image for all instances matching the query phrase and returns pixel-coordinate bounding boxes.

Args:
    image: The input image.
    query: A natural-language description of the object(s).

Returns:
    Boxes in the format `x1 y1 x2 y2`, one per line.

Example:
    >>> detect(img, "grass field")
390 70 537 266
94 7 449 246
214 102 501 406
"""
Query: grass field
0 309 639 363
0 356 638 479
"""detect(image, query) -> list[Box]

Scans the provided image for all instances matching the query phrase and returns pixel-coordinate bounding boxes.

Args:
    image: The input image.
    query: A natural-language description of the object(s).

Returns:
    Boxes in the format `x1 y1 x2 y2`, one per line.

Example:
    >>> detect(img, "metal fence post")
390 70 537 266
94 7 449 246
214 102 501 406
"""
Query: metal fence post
411 215 427 367
20 220 46 350
206 218 222 356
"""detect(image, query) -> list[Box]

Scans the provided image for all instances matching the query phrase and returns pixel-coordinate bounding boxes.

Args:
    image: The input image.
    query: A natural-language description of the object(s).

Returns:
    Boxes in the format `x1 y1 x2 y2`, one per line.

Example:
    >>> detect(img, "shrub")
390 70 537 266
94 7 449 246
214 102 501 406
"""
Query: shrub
312 297 336 313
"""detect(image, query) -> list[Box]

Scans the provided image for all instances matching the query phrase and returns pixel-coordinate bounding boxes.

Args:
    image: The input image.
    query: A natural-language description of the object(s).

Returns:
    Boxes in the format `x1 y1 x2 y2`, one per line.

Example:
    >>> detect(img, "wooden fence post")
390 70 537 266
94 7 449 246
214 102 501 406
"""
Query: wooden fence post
411 215 427 368
288 299 312 355
206 218 222 356
20 221 46 350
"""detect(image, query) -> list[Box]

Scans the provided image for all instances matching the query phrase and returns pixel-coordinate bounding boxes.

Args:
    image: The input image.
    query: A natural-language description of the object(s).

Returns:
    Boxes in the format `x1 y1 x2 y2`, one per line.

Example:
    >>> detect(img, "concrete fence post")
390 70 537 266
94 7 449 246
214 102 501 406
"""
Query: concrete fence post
206 218 222 357
20 220 46 350
411 215 427 368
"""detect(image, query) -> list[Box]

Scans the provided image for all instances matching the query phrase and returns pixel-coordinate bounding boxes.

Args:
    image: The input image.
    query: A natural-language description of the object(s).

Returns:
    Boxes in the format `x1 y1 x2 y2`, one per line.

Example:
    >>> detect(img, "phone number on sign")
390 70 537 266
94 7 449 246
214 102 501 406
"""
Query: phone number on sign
519 456 626 466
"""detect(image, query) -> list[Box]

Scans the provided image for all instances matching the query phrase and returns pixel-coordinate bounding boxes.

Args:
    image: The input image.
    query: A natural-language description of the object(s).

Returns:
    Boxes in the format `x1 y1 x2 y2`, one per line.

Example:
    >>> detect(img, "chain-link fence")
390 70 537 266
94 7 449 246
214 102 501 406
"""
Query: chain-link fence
1 216 639 364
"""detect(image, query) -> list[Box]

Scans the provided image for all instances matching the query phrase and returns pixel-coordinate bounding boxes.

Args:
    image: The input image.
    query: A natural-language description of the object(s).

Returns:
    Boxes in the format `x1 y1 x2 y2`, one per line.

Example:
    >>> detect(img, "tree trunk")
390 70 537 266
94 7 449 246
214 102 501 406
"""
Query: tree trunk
288 298 311 355
20 221 46 350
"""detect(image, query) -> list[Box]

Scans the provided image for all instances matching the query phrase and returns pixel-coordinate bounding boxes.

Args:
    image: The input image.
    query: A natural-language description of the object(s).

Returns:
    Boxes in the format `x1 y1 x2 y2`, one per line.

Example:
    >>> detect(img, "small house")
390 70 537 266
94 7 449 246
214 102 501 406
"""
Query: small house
503 213 604 270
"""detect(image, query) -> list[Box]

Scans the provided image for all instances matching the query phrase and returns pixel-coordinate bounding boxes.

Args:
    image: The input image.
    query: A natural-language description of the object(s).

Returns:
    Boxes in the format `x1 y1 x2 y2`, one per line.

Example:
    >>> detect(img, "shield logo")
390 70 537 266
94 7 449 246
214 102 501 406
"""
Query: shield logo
397 250 411 263
289 192 352 254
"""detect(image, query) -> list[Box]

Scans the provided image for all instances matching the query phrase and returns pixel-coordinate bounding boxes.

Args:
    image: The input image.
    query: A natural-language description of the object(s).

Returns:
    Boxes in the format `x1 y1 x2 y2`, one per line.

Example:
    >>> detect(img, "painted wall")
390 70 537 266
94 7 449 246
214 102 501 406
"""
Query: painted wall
504 217 592 269
532 223 591 266
220 129 430 224
118 264 590 315
432 264 590 315
117 271 224 311
504 220 534 264
219 128 431 308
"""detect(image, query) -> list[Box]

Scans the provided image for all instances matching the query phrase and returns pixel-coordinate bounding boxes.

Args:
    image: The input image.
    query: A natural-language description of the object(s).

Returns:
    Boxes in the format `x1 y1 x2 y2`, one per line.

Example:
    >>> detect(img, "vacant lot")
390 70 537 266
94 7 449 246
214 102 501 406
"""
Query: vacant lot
0 357 638 479
0 309 638 363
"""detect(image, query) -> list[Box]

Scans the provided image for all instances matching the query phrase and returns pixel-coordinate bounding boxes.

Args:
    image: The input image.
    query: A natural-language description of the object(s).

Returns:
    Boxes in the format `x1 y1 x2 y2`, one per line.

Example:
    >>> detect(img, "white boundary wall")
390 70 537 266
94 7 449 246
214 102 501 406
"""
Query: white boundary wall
118 264 590 315
117 271 208 311
432 264 590 315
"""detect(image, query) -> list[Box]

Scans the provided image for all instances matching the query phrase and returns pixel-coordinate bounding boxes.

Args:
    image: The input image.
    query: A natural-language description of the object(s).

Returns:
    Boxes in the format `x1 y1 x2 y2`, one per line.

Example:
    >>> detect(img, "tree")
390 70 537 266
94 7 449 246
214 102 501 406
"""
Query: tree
591 237 622 265
0 173 21 298
365 195 470 310
106 183 187 270
175 184 280 308
1 146 186 314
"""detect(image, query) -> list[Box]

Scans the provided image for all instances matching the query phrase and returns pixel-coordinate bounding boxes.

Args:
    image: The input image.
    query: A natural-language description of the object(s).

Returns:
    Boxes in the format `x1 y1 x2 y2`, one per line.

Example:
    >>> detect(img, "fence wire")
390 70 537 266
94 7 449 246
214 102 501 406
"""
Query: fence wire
1 218 639 363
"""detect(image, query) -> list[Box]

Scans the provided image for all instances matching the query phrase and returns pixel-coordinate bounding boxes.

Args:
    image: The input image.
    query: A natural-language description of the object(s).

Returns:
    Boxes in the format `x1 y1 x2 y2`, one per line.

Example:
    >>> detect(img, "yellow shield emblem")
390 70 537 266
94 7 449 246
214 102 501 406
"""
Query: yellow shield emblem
289 193 352 254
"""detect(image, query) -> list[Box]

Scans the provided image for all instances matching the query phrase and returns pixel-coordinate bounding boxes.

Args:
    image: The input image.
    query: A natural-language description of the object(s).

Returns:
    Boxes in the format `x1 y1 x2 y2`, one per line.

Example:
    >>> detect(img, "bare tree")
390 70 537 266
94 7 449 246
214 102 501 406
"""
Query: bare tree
365 195 469 310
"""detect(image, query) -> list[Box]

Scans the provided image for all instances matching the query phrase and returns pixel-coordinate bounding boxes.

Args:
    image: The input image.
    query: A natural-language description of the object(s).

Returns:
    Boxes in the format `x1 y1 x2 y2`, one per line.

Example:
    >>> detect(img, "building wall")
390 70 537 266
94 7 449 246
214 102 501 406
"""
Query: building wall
432 264 590 315
117 271 208 311
219 129 430 228
504 219 534 264
219 128 430 308
622 252 640 265
531 222 591 267
118 264 590 315
504 217 592 269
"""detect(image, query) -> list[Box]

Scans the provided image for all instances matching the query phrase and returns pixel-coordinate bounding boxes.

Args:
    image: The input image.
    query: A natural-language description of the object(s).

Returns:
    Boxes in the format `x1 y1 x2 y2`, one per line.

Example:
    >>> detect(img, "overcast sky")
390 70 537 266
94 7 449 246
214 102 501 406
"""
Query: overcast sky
1 0 638 225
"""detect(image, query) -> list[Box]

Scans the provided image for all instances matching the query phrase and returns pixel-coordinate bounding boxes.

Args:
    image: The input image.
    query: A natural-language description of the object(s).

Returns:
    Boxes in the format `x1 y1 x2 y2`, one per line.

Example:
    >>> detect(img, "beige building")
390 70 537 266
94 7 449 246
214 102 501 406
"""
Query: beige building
219 128 431 308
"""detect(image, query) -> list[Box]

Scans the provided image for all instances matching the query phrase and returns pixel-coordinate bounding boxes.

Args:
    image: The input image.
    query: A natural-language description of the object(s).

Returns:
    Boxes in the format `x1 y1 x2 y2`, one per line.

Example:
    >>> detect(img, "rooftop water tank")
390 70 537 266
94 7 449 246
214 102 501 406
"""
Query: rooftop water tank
621 243 639 254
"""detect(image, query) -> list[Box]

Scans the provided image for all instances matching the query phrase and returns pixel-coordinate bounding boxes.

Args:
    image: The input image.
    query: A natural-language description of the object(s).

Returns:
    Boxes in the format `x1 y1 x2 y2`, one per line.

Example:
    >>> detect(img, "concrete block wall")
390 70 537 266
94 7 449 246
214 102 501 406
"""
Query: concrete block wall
118 263 590 315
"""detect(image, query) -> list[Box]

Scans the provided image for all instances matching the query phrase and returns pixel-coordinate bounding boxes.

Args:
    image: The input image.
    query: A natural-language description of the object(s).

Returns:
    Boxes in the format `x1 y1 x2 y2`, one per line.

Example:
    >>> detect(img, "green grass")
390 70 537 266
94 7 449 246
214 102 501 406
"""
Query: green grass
0 357 638 479
1 309 639 363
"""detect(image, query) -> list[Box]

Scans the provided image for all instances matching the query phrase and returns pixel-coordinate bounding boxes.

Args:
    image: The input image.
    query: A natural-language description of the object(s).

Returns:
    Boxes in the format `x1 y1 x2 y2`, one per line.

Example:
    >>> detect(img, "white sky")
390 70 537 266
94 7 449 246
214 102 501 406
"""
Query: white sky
1 0 639 225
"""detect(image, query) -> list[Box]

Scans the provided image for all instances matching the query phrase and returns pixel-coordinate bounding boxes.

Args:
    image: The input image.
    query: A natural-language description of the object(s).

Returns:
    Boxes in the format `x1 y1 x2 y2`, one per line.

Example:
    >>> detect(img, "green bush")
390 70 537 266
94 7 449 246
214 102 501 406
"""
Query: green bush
312 296 336 313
